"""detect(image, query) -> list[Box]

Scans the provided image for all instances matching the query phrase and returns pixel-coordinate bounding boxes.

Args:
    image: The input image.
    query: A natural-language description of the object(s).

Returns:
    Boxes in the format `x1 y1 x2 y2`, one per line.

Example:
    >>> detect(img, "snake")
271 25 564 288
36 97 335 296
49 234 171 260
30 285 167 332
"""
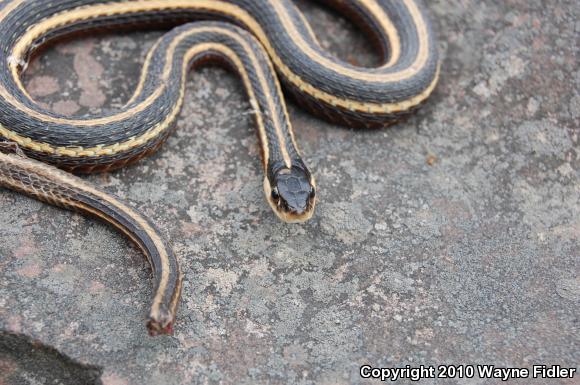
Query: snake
0 0 439 335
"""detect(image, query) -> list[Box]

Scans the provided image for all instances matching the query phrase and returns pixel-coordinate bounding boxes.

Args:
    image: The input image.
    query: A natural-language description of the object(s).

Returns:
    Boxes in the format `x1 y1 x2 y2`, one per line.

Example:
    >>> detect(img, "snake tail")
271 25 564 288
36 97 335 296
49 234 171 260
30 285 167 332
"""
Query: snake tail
0 148 182 336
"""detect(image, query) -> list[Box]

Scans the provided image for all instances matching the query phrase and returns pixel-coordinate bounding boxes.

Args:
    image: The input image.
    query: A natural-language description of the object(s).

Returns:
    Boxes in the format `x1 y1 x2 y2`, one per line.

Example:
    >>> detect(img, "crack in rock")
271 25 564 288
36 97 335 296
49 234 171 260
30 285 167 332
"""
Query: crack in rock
0 331 103 385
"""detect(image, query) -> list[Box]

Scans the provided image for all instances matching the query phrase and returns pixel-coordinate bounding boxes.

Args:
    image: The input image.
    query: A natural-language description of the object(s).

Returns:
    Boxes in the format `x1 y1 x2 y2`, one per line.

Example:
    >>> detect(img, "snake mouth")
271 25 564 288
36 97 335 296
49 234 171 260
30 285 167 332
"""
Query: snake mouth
276 206 315 223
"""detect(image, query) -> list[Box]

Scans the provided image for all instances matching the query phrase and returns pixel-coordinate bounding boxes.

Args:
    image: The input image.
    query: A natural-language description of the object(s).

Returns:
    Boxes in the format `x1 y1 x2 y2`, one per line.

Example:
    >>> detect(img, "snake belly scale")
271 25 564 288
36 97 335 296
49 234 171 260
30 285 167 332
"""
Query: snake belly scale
0 0 439 335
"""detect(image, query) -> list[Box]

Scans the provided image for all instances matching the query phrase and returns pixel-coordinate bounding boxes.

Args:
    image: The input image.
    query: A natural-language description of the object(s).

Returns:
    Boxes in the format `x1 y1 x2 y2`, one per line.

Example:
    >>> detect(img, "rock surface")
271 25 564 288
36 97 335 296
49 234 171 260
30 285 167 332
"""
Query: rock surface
0 1 578 384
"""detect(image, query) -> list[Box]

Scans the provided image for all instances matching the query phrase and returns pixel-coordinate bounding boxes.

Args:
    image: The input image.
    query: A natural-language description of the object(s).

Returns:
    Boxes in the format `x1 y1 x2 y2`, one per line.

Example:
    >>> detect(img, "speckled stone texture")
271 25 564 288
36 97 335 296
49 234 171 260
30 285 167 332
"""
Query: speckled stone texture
0 1 578 384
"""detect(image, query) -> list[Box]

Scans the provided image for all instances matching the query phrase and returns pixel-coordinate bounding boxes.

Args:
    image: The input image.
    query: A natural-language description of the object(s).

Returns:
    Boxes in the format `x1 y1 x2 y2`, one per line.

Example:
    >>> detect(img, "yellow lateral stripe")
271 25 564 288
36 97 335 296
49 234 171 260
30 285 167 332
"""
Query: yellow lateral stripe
262 38 300 156
353 0 402 67
124 38 162 106
3 21 284 163
271 0 428 81
3 25 225 126
4 0 436 119
0 63 439 157
220 30 293 167
290 1 401 68
0 151 172 317
204 43 271 168
8 0 415 81
0 35 278 160
0 78 165 126
168 38 274 168
0 42 193 156
0 0 24 23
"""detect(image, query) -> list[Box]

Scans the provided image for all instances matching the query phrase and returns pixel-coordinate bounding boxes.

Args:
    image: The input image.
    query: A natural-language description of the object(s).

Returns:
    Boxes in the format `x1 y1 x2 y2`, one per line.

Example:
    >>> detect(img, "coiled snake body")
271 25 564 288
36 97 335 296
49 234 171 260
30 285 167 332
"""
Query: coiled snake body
0 0 439 335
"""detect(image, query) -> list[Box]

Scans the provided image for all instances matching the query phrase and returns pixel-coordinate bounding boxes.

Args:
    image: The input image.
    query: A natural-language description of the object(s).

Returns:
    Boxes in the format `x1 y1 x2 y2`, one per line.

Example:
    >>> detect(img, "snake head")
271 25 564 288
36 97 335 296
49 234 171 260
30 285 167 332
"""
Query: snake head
264 161 316 223
146 306 174 336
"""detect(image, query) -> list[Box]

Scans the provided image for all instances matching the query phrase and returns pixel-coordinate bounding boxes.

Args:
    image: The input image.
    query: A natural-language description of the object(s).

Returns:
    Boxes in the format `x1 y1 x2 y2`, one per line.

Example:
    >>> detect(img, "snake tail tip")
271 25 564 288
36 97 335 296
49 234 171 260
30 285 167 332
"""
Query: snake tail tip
146 307 175 336
147 319 174 336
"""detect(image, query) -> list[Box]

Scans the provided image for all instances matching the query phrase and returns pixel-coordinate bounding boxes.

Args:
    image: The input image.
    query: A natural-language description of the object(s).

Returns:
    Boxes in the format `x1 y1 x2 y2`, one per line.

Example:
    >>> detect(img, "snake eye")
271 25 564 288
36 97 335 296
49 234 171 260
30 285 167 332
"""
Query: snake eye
271 187 279 200
309 186 316 199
